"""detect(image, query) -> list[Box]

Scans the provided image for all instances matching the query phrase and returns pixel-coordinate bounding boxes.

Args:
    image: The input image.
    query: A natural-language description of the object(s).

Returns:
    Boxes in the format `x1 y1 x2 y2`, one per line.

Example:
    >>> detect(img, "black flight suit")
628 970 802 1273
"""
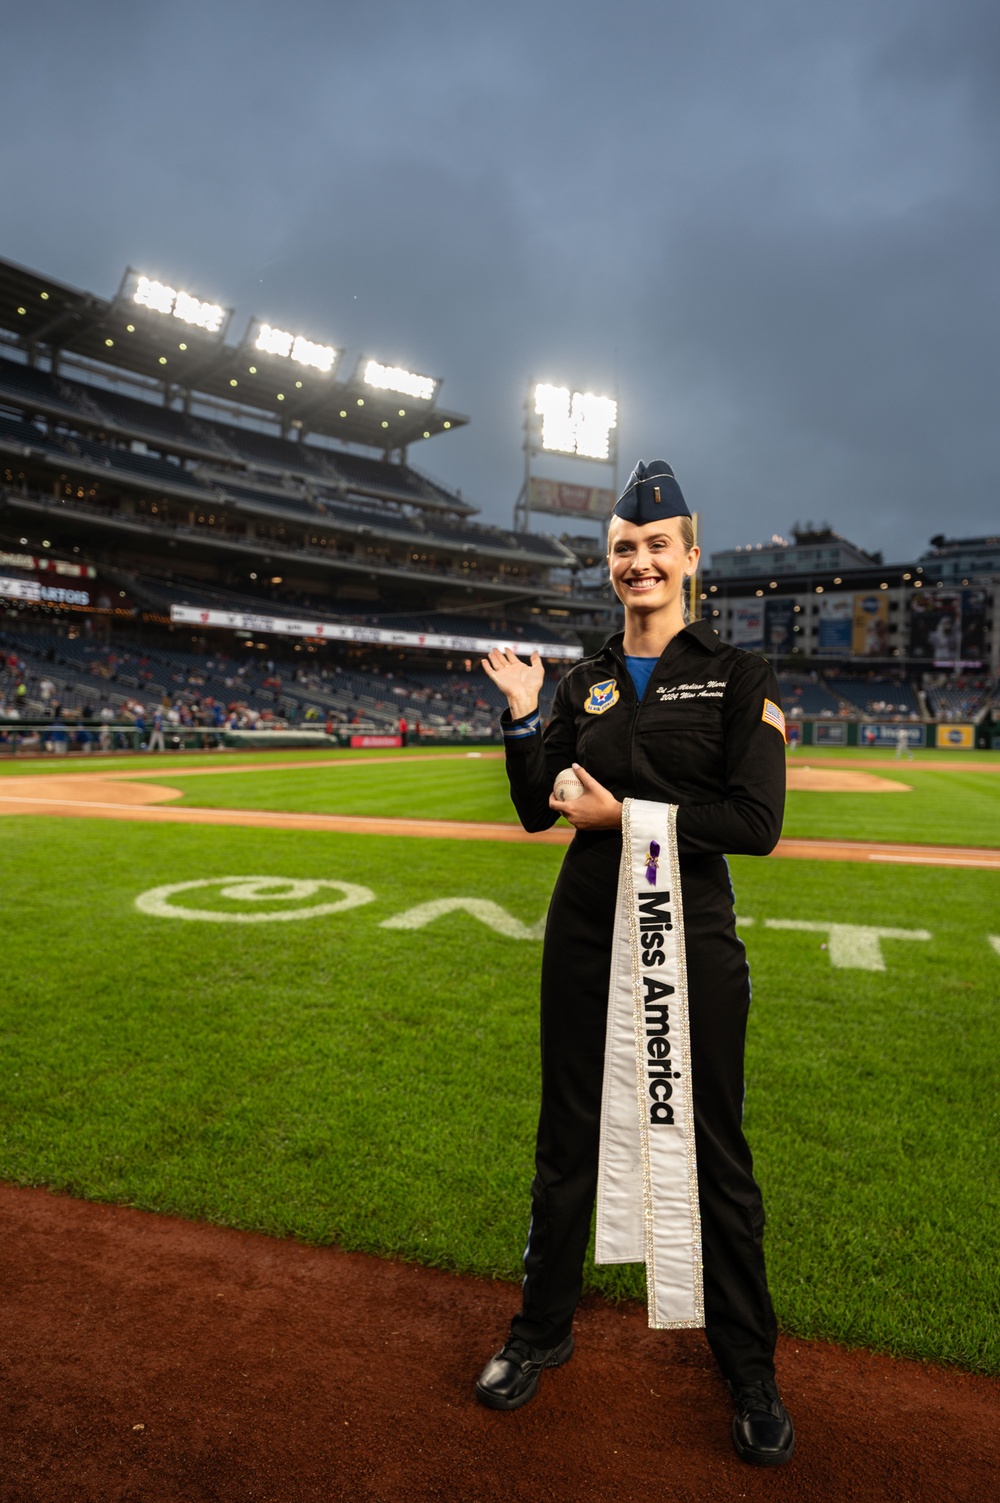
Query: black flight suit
501 619 786 1386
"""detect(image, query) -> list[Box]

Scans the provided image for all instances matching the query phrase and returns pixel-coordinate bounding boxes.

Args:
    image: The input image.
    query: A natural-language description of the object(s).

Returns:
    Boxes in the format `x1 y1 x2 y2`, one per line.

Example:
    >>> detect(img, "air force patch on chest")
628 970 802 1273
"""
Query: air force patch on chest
585 678 620 715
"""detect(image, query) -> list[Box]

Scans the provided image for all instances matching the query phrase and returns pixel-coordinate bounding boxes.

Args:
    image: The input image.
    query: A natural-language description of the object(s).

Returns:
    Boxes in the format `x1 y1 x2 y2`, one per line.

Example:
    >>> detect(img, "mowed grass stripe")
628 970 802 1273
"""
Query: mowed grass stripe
0 815 997 1373
782 765 1000 847
148 756 1000 849
169 757 521 823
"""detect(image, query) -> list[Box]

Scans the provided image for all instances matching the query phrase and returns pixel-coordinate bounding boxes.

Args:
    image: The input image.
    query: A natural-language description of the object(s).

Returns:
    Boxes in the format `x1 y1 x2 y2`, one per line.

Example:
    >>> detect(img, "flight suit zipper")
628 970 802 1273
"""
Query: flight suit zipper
606 640 641 793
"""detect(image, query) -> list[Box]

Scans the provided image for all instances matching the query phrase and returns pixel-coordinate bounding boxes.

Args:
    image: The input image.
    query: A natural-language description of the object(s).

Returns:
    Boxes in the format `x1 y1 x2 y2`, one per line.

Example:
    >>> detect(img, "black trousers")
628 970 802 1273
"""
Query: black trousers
509 831 778 1386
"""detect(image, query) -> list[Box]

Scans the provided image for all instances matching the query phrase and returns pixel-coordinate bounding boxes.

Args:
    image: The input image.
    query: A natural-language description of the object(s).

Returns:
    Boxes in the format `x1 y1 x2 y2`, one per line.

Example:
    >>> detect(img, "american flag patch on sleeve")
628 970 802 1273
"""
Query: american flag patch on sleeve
762 698 786 741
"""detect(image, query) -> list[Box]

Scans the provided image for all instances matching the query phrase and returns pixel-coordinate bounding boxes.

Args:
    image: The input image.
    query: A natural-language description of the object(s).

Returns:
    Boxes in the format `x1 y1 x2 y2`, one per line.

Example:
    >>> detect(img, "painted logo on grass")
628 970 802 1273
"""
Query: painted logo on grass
135 876 375 923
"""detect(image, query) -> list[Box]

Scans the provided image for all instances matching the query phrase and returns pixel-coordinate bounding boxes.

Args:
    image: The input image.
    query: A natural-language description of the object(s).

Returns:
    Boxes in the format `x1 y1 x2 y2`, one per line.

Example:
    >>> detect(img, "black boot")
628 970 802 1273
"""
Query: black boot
475 1333 575 1411
730 1378 795 1466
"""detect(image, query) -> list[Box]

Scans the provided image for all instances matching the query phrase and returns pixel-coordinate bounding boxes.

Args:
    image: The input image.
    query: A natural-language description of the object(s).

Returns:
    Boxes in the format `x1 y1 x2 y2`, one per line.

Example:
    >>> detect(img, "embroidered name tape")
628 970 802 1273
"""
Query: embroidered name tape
762 698 786 741
585 679 620 715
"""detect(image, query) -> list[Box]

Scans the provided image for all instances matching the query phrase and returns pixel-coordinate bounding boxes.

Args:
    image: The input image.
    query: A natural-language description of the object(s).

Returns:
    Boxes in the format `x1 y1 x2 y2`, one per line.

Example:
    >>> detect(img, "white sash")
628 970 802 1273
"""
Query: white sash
594 799 705 1328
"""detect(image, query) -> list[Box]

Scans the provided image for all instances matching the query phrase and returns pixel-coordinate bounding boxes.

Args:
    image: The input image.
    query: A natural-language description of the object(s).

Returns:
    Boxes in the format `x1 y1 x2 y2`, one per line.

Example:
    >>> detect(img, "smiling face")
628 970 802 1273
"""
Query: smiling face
607 514 700 621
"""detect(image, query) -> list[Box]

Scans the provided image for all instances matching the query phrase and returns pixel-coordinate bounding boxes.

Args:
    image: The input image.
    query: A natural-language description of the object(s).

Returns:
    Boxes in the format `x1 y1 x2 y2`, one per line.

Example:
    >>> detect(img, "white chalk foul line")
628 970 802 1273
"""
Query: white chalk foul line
868 852 1000 869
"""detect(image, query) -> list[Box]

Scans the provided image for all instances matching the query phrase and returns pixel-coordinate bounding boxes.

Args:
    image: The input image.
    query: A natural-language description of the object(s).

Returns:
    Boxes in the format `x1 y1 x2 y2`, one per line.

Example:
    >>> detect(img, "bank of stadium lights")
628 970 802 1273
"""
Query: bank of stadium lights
533 383 618 460
253 322 339 375
132 274 225 334
363 359 436 403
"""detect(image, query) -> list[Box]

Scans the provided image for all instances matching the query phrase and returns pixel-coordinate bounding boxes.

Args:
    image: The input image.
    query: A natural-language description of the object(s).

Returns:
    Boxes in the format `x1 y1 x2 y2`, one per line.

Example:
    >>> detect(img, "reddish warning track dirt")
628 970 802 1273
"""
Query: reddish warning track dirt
1 1184 994 1503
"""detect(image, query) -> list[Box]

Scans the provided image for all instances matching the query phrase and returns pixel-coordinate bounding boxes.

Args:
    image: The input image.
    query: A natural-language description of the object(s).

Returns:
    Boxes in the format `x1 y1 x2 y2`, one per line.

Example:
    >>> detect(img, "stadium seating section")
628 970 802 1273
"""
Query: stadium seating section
0 619 560 741
824 676 922 718
0 355 569 569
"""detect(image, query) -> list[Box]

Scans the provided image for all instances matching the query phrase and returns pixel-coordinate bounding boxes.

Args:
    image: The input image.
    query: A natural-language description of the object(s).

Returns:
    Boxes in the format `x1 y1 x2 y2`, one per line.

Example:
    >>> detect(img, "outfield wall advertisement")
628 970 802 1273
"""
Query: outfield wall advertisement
860 723 927 749
936 724 975 749
170 604 584 660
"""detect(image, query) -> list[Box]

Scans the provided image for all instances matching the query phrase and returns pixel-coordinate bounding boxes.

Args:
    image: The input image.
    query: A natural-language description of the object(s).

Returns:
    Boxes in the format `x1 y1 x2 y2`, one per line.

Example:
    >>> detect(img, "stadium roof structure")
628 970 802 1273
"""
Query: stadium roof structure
0 256 468 455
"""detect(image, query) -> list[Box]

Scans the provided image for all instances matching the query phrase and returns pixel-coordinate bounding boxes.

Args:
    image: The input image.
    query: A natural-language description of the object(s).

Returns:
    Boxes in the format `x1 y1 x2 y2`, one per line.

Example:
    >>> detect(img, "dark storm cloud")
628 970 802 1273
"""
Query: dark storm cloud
1 0 997 561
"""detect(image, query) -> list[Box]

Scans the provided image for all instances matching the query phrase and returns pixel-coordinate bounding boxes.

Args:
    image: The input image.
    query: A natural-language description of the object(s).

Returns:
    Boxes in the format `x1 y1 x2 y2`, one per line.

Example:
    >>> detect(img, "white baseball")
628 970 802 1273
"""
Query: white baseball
553 768 585 802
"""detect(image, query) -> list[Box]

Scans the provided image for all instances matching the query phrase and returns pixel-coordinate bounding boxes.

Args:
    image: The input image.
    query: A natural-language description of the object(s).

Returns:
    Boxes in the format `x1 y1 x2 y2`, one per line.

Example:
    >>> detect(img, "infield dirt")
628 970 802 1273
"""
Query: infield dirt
1 1184 994 1503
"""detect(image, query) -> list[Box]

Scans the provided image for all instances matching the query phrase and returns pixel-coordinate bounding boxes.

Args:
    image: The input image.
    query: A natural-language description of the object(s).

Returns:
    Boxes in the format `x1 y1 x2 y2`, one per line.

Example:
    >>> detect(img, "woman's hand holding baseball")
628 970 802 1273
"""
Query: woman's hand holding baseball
549 764 623 831
481 647 544 719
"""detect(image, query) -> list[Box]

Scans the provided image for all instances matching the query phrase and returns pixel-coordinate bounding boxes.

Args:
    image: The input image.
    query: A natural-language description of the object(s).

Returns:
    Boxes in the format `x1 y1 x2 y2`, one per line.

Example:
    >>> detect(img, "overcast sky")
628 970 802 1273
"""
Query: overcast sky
2 0 998 563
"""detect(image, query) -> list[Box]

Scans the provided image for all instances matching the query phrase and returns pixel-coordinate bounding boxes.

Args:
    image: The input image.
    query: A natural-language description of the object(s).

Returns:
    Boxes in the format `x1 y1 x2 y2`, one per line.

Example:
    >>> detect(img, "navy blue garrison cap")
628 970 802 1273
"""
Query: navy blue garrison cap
613 459 690 524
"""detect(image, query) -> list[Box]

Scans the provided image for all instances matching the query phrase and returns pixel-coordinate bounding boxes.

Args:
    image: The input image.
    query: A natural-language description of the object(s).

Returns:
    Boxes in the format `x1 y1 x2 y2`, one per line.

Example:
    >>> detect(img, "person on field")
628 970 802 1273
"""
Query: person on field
480 460 794 1468
147 707 166 753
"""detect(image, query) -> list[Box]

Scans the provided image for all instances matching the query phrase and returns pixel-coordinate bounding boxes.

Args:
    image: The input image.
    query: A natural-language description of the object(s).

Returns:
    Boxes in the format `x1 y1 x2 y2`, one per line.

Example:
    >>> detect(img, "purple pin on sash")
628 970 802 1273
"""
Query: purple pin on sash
645 841 660 886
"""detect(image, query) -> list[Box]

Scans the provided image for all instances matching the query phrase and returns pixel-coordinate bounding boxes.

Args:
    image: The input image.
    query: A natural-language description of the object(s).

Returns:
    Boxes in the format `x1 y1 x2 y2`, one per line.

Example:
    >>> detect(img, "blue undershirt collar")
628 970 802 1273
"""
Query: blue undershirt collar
624 654 659 702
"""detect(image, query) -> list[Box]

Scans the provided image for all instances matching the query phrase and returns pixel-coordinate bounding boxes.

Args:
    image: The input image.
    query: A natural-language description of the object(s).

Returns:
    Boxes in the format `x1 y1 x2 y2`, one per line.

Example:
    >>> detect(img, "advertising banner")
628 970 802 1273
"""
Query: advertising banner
0 552 95 578
528 477 616 518
859 723 927 749
813 722 848 745
763 598 795 658
731 602 764 650
852 592 889 656
817 595 852 654
170 605 583 660
350 734 402 748
909 590 962 664
936 724 974 749
0 575 90 606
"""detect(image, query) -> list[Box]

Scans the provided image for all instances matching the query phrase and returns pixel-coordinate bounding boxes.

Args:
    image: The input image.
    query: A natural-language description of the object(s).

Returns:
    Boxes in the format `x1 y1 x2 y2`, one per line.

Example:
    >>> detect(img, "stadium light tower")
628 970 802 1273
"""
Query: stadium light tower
117 268 232 339
515 379 619 533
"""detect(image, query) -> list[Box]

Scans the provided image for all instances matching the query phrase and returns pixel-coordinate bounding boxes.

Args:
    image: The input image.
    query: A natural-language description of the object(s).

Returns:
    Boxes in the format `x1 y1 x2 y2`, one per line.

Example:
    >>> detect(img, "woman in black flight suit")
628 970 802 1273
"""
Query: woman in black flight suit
477 460 794 1468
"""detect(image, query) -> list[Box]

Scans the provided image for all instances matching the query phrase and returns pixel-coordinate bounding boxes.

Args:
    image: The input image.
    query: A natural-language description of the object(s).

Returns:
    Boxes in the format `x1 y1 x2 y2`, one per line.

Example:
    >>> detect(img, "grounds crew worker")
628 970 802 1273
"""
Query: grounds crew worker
479 460 794 1467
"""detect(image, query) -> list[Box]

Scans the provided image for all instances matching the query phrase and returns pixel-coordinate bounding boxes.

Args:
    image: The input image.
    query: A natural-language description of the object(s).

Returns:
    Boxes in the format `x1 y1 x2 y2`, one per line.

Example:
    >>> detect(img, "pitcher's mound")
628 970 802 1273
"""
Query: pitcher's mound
787 766 911 793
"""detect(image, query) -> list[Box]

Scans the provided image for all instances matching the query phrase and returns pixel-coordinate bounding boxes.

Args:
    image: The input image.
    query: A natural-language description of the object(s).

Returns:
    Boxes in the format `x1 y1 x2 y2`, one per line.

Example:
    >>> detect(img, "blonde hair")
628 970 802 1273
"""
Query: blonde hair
606 513 696 552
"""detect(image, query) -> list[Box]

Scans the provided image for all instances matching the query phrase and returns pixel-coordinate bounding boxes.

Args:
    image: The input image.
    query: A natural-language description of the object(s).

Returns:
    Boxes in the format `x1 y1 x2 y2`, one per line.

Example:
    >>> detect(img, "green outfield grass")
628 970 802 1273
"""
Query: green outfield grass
781 765 1000 846
168 753 518 823
86 752 1000 849
1 813 997 1372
